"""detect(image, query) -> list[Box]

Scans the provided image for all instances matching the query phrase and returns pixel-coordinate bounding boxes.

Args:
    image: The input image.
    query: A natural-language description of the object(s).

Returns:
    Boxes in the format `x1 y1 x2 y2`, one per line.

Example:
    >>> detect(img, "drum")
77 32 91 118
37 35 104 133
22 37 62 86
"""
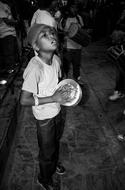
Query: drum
68 23 90 47
55 79 82 106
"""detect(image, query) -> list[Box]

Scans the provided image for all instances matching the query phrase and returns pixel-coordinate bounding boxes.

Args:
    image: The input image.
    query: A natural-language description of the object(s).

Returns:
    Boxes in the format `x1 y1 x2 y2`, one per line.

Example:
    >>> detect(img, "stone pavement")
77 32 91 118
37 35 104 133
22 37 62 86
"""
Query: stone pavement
1 39 125 190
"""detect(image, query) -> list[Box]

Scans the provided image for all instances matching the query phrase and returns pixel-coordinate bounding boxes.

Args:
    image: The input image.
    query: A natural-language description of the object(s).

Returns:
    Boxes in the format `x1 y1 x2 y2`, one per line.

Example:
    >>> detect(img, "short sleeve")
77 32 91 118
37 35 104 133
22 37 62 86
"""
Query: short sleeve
22 67 40 94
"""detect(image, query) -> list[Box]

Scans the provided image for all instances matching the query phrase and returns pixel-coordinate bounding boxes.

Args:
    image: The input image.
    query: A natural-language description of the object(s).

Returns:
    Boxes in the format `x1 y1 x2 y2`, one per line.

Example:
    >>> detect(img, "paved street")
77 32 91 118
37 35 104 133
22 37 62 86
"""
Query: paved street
1 38 125 190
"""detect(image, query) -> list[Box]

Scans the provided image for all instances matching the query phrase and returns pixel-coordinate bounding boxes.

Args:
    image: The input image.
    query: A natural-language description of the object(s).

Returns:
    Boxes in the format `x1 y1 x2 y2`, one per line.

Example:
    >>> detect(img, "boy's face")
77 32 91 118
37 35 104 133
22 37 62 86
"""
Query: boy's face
36 27 58 53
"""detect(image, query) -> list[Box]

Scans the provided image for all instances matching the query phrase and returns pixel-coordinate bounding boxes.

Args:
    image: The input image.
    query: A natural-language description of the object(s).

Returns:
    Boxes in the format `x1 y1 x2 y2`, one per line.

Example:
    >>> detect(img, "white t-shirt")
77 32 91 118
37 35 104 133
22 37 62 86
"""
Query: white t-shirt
31 9 57 29
22 54 61 120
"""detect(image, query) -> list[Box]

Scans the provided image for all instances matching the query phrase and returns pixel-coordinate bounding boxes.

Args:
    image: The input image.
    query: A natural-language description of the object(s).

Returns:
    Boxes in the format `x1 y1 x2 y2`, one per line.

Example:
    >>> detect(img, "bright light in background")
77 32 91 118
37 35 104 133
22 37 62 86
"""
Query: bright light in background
31 1 34 5
0 80 7 85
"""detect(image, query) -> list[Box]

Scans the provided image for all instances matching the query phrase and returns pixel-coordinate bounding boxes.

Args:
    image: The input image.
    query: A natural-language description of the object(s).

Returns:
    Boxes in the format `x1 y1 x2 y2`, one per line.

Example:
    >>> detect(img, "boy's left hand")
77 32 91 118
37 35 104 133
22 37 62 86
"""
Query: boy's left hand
52 87 71 105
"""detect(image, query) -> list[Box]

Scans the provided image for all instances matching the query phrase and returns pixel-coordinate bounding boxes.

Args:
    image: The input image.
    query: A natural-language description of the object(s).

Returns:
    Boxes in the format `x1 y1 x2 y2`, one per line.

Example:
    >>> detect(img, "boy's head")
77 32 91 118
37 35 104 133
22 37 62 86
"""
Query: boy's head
27 24 58 53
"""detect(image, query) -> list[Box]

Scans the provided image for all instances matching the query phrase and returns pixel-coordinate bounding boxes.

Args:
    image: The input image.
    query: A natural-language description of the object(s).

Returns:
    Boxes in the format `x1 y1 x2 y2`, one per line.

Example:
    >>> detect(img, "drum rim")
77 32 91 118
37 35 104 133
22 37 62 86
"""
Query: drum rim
55 79 82 106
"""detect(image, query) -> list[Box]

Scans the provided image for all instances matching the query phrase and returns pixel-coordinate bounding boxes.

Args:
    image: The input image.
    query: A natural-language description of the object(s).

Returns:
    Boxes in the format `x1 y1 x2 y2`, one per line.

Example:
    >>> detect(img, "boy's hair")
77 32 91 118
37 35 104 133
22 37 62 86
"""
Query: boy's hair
27 24 55 48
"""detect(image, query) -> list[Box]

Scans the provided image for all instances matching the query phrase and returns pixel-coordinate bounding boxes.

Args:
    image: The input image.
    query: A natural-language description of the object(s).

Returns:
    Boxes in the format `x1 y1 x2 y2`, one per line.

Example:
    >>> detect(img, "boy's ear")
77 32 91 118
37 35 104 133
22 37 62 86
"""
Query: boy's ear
33 43 39 51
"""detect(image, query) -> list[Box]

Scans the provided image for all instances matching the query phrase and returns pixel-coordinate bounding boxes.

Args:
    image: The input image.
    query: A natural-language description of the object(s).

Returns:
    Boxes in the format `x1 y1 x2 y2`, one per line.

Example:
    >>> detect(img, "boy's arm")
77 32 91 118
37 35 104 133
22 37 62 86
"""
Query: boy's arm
20 90 54 106
20 88 70 106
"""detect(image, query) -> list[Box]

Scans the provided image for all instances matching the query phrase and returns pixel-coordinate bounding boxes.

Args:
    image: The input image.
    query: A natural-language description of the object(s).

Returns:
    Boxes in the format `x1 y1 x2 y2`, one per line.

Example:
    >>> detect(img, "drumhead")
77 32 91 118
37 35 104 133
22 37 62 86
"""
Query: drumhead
68 23 78 38
71 28 91 47
55 79 82 106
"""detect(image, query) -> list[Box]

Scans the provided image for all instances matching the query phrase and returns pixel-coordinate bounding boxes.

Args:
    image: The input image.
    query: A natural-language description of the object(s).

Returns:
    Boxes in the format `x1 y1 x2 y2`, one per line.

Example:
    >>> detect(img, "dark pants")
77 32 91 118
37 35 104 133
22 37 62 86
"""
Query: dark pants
0 35 19 71
116 71 125 93
63 49 82 79
36 110 65 184
115 54 125 93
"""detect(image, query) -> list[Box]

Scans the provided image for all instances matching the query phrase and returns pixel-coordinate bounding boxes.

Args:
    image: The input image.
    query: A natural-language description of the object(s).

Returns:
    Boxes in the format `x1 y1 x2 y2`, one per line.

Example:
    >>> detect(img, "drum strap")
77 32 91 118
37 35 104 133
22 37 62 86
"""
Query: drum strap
76 15 82 27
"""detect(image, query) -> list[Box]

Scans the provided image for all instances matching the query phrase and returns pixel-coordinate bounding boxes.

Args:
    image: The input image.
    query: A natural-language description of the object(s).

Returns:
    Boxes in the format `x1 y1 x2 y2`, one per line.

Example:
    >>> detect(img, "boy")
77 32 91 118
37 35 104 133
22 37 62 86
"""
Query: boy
20 24 69 190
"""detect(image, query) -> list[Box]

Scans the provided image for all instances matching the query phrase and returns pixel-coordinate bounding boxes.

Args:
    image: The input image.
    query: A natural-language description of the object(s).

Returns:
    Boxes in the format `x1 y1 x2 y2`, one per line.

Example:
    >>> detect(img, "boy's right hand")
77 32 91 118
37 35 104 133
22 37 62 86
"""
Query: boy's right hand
52 87 70 105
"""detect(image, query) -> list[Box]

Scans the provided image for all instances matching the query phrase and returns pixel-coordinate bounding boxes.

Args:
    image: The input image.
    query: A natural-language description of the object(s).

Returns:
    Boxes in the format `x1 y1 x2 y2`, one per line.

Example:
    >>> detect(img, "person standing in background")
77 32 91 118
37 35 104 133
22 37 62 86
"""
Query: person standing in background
29 0 59 58
30 0 58 29
0 0 19 75
62 3 84 82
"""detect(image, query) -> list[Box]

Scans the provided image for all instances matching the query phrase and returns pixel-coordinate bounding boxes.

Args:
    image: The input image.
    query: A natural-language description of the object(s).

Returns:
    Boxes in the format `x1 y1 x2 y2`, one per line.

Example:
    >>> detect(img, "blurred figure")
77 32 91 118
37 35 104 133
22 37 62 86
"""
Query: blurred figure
0 0 19 75
29 0 58 58
108 6 125 101
62 3 84 82
30 0 58 29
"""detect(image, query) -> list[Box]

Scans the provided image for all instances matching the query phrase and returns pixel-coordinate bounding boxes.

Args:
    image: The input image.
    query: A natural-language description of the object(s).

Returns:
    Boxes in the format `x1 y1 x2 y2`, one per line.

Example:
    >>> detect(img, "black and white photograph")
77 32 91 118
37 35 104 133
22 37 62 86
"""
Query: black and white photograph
0 0 125 190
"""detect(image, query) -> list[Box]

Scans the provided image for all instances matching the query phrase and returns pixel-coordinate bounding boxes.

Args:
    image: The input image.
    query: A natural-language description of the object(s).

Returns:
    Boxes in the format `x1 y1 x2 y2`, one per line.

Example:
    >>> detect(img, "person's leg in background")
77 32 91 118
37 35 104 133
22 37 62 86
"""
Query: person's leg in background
72 49 81 81
55 107 66 175
115 70 125 94
2 35 19 73
63 49 72 78
109 56 125 101
0 38 5 73
118 55 125 95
